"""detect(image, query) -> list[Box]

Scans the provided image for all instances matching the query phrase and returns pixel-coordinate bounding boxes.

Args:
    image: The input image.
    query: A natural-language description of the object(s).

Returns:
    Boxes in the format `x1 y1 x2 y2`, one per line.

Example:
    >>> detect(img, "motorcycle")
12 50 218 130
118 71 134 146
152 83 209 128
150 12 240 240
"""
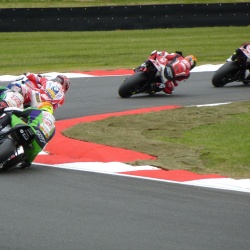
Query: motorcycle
212 48 250 87
118 53 169 98
0 109 35 171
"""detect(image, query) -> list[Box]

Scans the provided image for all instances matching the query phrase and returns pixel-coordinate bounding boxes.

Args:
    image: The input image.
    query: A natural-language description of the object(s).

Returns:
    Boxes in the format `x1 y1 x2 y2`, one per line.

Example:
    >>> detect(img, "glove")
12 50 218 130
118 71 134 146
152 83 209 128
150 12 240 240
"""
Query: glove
20 160 31 169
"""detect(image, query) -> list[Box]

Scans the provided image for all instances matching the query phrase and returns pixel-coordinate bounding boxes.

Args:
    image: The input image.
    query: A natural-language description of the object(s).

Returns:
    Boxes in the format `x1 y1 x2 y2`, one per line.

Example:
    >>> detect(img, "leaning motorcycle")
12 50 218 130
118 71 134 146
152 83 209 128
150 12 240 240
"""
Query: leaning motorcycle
0 109 35 170
212 48 250 87
118 54 168 98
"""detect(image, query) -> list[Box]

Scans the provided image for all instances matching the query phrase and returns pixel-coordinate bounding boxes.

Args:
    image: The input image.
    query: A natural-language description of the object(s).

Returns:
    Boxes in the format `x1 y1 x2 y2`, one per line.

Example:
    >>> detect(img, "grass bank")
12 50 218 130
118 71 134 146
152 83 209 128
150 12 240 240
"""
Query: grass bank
0 26 249 75
63 102 250 179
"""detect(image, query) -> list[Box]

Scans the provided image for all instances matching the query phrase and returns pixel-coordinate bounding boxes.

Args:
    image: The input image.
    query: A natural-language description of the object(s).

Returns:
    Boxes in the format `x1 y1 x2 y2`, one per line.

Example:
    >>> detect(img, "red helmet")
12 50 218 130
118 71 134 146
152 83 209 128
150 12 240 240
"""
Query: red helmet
54 75 70 93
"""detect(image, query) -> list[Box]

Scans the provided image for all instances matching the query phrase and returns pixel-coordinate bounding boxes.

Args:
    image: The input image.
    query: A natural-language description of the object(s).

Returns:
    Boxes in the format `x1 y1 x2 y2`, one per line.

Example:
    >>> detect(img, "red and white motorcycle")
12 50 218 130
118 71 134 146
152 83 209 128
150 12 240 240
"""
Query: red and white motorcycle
118 51 170 98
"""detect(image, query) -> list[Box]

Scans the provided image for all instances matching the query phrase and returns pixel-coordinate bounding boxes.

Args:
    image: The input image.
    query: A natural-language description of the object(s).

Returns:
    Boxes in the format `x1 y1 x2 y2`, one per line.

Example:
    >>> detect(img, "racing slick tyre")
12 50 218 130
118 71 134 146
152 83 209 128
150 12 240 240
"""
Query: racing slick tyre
118 72 148 98
212 61 241 87
0 138 16 163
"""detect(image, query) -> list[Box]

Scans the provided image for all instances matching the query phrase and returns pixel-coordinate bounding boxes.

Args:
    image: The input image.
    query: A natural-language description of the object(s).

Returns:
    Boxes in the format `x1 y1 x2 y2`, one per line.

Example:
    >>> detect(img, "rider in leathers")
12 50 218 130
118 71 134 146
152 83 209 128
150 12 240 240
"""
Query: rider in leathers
4 102 55 168
149 52 197 94
139 50 197 94
7 73 70 109
160 53 197 94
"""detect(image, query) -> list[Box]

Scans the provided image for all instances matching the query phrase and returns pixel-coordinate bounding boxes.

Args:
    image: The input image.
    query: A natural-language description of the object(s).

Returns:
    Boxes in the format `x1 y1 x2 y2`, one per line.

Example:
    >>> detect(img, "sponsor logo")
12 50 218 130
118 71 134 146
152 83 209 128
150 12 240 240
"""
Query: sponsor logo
36 129 47 144
7 92 23 108
182 60 190 69
35 92 41 102
44 118 52 127
19 128 34 141
44 89 56 99
20 129 29 141
51 85 60 94
166 67 173 78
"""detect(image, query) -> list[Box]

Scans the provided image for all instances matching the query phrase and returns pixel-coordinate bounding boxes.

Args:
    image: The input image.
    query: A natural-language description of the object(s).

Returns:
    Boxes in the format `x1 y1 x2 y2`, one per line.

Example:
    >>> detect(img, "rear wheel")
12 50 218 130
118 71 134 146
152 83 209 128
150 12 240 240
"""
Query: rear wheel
0 138 16 168
118 72 148 98
2 153 25 170
212 61 241 87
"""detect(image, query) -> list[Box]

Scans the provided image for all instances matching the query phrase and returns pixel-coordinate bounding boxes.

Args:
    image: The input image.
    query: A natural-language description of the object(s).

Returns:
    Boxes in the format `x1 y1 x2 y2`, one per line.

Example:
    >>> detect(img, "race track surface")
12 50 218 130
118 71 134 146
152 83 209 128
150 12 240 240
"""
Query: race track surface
0 69 250 250
37 69 250 192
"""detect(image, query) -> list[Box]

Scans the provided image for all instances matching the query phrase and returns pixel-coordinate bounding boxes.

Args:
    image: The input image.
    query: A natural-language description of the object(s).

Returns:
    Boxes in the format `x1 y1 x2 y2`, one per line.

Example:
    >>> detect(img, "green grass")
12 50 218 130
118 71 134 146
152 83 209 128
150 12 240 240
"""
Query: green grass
63 102 250 179
0 27 249 75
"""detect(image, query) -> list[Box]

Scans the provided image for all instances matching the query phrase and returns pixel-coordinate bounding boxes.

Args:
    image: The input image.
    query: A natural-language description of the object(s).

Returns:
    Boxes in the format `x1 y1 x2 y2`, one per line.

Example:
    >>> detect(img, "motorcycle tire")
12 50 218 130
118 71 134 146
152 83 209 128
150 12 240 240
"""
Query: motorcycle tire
118 72 148 98
212 61 241 87
0 138 16 165
2 153 25 170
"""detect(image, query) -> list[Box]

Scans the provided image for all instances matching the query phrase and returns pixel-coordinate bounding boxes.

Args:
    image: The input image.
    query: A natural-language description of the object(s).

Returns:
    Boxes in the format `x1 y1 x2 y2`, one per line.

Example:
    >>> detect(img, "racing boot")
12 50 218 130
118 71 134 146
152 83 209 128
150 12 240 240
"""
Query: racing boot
149 82 165 93
243 72 250 84
163 81 175 95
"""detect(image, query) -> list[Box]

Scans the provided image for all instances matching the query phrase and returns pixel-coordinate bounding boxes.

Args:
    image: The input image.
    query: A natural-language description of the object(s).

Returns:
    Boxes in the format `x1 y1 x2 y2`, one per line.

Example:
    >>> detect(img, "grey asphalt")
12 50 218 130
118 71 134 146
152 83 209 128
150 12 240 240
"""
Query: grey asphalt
55 72 250 120
0 72 250 250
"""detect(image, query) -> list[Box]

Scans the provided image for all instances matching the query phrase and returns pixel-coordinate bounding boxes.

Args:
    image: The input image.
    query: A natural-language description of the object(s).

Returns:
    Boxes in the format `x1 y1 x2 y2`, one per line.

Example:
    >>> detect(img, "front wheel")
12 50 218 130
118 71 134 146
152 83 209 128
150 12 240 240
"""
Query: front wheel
118 72 148 98
212 61 241 87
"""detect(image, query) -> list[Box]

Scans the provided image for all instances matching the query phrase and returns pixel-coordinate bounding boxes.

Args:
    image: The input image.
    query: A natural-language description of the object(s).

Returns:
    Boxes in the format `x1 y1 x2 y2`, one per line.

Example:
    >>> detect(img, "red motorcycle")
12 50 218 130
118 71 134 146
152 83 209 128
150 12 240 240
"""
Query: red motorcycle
118 53 169 98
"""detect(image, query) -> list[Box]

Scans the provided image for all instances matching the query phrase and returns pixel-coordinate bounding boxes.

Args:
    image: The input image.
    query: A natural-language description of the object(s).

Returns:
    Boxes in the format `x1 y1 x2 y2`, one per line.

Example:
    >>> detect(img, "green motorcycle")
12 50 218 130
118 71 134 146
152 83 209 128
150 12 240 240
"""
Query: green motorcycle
0 109 35 170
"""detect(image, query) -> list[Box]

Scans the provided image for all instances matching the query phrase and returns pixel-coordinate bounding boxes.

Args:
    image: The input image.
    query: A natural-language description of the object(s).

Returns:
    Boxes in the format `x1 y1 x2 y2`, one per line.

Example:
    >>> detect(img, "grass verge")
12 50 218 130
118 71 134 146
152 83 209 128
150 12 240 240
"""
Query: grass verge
0 27 249 75
63 102 250 179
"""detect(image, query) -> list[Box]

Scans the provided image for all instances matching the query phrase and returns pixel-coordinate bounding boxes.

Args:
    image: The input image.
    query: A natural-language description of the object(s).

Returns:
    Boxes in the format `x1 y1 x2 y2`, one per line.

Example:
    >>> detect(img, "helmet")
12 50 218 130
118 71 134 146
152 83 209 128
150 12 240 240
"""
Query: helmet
185 55 197 70
37 101 53 114
54 75 70 93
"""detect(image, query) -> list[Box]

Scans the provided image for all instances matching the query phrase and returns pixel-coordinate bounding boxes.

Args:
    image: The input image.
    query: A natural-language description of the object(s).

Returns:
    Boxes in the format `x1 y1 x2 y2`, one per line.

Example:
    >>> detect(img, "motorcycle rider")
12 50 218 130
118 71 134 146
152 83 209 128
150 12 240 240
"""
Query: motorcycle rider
151 52 197 94
3 101 55 168
7 73 70 109
231 42 250 82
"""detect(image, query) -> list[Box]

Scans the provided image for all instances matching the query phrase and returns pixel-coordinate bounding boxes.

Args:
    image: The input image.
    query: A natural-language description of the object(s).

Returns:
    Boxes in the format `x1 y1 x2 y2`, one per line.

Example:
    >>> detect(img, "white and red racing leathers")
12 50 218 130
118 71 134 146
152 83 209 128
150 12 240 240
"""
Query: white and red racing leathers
160 53 192 94
21 73 65 109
